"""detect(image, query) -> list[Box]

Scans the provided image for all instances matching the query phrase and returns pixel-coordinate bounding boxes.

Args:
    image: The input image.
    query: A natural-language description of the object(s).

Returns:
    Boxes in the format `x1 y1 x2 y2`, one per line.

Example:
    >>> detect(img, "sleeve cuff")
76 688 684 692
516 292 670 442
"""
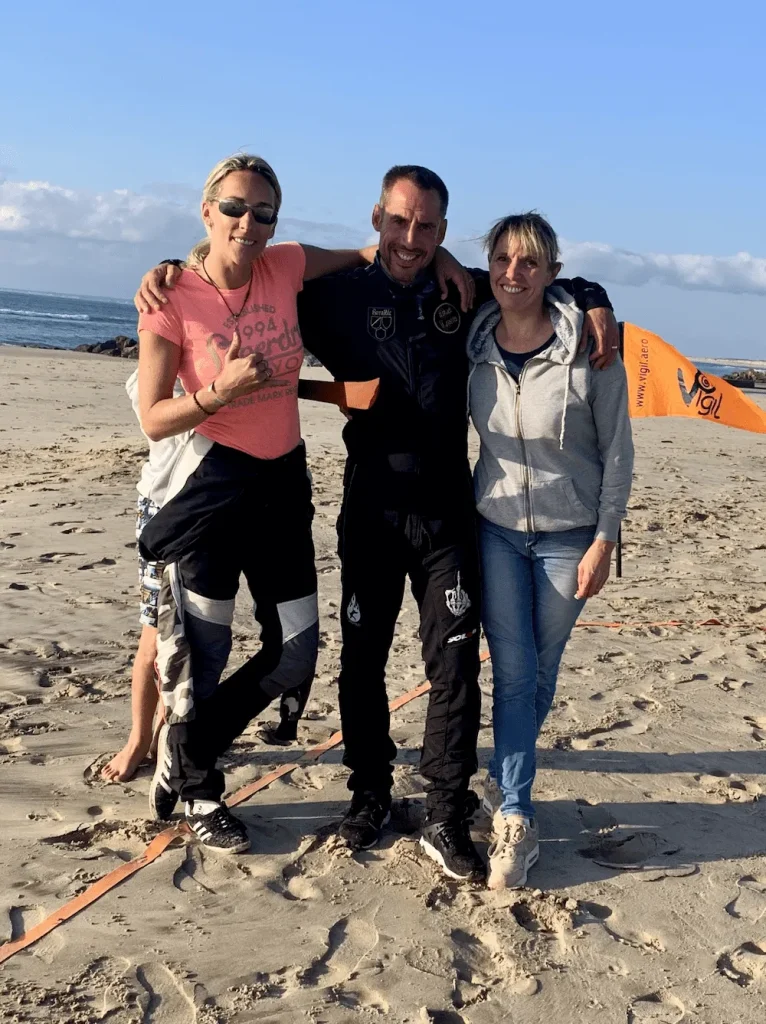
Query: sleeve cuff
596 514 622 543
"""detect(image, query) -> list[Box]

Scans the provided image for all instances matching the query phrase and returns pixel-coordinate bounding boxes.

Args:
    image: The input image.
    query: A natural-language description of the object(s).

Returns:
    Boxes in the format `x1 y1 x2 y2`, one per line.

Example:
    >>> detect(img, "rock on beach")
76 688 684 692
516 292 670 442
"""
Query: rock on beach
75 334 138 358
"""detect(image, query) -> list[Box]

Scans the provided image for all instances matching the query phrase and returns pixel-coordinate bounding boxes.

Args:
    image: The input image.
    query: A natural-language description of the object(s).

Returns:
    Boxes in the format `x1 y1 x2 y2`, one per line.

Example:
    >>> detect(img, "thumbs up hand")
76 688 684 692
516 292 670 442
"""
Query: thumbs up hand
212 331 289 404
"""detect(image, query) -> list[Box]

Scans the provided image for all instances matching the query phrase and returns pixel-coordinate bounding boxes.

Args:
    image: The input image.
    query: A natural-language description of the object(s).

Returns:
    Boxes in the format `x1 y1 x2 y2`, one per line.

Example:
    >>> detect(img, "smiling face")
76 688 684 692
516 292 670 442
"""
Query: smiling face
201 170 277 268
372 179 446 285
489 232 560 313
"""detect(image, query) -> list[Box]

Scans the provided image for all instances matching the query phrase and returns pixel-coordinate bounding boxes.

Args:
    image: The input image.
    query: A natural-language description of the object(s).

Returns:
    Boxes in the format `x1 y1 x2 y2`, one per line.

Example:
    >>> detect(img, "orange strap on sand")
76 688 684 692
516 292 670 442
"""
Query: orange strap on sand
0 825 188 966
0 616 748 965
575 618 739 629
0 657 479 965
298 378 380 410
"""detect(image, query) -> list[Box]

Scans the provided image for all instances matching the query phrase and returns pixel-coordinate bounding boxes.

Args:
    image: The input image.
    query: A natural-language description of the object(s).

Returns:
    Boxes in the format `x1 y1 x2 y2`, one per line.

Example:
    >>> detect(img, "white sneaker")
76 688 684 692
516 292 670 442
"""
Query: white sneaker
482 773 502 817
487 812 539 890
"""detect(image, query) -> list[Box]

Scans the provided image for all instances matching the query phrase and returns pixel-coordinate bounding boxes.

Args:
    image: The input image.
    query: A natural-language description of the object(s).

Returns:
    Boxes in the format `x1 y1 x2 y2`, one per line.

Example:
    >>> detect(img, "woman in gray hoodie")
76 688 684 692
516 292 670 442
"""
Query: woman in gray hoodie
466 212 633 890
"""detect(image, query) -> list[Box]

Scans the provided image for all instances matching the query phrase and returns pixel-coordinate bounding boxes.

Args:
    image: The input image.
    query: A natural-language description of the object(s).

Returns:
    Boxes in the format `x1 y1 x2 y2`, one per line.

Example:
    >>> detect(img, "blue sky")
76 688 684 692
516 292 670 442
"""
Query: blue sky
1 0 764 356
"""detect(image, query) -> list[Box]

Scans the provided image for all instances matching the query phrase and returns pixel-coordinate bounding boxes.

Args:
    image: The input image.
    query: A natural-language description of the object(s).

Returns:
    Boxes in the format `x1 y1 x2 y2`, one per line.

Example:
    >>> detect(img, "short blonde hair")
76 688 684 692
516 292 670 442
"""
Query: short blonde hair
483 211 559 269
187 153 282 265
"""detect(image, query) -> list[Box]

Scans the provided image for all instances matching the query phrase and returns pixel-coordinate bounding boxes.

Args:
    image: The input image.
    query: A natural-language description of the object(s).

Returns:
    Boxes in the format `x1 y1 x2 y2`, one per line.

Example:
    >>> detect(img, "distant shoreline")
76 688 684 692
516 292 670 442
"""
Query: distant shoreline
2 339 764 370
691 356 766 369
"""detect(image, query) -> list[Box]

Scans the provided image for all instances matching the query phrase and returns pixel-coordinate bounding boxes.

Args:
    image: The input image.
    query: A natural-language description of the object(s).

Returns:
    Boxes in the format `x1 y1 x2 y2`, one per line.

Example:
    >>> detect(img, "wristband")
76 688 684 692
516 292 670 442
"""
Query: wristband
160 259 185 268
192 390 212 416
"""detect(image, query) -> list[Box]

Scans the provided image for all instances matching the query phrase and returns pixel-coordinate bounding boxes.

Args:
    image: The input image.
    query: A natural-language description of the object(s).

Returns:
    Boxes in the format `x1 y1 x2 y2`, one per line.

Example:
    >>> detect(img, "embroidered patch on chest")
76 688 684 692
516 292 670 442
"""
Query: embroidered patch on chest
368 307 396 341
433 302 461 334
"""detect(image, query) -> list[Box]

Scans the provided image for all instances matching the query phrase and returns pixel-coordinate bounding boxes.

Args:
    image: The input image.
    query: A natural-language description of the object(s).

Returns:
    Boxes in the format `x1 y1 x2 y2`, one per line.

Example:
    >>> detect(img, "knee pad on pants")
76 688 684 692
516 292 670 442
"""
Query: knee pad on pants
260 620 319 699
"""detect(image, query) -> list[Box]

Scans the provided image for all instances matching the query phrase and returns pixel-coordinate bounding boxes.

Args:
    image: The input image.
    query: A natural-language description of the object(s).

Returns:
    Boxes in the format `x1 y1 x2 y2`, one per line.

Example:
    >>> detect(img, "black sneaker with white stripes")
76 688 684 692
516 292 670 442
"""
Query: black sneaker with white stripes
420 818 485 882
148 723 179 821
185 802 251 854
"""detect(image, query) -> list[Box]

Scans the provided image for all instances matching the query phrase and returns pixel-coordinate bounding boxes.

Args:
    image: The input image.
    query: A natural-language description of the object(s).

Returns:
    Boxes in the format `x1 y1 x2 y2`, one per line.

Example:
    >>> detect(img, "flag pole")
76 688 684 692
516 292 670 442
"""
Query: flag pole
616 321 624 579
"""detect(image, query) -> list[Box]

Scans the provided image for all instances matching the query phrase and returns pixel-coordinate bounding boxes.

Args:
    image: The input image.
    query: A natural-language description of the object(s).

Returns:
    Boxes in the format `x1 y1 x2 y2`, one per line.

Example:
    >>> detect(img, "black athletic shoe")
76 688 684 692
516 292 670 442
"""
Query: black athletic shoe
148 723 179 821
255 720 297 745
338 793 391 851
420 819 486 882
185 803 251 854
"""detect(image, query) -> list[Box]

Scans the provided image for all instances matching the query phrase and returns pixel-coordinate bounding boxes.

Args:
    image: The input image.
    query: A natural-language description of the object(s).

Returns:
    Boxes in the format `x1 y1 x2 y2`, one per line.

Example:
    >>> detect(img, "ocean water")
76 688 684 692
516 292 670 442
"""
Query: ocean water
0 288 758 375
0 288 137 350
696 361 758 378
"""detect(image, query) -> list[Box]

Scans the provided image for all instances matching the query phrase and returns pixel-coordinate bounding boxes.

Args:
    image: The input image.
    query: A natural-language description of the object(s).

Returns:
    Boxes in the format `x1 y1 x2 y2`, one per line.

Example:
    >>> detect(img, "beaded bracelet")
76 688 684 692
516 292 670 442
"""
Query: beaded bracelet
192 391 212 416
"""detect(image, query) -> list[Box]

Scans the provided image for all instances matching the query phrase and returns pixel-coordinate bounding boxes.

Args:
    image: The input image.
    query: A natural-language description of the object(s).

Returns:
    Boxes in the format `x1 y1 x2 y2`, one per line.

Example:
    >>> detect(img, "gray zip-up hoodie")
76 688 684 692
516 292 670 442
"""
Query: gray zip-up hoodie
466 287 633 543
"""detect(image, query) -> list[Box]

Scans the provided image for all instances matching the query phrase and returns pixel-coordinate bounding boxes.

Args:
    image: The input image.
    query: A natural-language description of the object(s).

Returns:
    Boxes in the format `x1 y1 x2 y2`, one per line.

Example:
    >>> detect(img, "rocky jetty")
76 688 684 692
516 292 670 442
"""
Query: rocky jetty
75 335 138 358
69 337 322 366
723 369 766 388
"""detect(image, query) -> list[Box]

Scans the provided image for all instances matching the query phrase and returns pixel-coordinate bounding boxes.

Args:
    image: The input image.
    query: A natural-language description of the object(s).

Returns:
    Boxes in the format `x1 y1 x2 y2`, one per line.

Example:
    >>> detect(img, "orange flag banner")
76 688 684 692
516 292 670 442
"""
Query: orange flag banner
622 322 766 434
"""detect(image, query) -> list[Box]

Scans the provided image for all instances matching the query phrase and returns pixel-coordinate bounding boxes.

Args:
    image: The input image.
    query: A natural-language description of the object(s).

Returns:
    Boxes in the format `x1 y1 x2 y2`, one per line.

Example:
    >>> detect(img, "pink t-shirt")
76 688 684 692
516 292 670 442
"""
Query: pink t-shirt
138 242 306 460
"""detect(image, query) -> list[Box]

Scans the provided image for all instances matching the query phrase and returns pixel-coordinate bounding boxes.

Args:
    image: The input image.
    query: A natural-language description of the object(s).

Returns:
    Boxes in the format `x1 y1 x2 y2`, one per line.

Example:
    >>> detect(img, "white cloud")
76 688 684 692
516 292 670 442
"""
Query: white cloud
560 240 766 297
450 235 766 297
0 178 764 298
0 180 197 243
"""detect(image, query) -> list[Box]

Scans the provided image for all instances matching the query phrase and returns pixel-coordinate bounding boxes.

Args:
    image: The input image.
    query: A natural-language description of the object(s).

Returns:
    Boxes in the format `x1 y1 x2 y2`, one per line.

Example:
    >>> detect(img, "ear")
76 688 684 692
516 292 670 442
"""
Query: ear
436 218 447 246
267 217 277 241
201 199 213 232
548 261 562 284
371 204 383 232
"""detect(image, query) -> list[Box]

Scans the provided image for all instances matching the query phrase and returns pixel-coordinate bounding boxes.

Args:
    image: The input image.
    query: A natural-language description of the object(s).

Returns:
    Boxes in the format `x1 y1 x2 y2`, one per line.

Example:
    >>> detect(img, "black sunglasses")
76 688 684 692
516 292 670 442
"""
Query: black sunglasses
216 198 278 225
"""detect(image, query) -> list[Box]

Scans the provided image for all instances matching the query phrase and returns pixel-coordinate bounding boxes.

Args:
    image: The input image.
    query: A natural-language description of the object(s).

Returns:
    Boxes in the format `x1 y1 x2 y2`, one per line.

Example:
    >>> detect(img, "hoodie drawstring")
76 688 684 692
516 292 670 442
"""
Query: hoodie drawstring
559 361 571 450
466 363 477 421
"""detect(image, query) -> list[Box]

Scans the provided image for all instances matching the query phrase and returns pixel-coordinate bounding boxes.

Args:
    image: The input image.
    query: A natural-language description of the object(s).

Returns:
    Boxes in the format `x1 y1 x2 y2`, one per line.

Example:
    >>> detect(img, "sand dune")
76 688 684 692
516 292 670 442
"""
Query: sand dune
1 344 766 1023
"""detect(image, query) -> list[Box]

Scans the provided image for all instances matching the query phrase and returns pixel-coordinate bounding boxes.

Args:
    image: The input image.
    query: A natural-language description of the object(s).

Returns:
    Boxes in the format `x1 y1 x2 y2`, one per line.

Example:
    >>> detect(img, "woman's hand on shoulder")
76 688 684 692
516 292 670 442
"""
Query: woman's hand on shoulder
433 247 475 313
134 263 184 314
579 308 619 370
575 539 615 599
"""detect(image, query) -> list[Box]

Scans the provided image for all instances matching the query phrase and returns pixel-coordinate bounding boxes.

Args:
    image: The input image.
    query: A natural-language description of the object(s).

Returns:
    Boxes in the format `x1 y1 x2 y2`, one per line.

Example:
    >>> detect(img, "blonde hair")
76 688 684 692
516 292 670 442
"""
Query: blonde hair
186 153 282 265
482 211 559 269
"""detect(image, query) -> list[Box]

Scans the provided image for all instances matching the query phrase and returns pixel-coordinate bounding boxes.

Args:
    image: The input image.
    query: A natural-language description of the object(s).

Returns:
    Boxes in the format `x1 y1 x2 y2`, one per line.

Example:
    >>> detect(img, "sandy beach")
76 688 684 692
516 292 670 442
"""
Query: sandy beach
2 343 766 1023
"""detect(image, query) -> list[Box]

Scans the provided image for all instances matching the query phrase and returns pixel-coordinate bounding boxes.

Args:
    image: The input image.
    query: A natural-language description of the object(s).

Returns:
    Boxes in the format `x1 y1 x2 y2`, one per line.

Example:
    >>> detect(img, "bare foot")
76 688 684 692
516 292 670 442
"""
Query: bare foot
101 738 151 783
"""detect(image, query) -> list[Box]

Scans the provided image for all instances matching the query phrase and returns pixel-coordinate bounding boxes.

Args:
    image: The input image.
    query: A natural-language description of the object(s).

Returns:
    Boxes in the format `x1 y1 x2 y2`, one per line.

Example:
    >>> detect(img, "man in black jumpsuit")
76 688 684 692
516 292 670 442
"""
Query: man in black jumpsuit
136 165 614 880
297 166 614 879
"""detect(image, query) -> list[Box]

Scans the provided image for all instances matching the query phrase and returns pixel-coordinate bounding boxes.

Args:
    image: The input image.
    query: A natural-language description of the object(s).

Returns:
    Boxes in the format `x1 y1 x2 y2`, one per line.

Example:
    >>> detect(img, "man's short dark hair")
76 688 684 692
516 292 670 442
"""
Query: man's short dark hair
380 165 449 217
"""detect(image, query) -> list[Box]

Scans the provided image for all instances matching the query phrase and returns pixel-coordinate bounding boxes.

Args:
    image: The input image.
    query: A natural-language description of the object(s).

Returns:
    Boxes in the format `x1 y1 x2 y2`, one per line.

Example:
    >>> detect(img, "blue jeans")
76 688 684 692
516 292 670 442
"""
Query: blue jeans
480 517 595 820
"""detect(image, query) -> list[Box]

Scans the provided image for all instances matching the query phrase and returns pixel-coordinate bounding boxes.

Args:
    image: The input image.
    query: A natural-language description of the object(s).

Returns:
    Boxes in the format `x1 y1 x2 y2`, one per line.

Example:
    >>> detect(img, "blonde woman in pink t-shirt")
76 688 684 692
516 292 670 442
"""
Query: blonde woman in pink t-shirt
135 153 384 853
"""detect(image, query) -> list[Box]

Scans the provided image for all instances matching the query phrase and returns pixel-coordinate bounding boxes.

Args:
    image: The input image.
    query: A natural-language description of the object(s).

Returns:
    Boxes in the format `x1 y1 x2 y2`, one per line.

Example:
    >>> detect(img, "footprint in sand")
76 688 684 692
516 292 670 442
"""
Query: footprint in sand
628 992 685 1022
8 904 65 963
135 962 200 1023
569 716 650 750
450 926 538 995
302 901 381 988
38 551 84 563
745 715 766 742
576 799 618 833
726 877 766 923
579 829 678 870
77 557 116 570
694 771 762 803
267 829 349 902
633 696 662 712
717 676 751 692
718 940 766 987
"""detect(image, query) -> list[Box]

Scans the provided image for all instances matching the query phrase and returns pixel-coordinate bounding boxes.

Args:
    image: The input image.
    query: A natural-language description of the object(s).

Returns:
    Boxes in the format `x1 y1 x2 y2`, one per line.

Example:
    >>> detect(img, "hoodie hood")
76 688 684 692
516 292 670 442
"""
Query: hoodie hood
466 284 585 367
